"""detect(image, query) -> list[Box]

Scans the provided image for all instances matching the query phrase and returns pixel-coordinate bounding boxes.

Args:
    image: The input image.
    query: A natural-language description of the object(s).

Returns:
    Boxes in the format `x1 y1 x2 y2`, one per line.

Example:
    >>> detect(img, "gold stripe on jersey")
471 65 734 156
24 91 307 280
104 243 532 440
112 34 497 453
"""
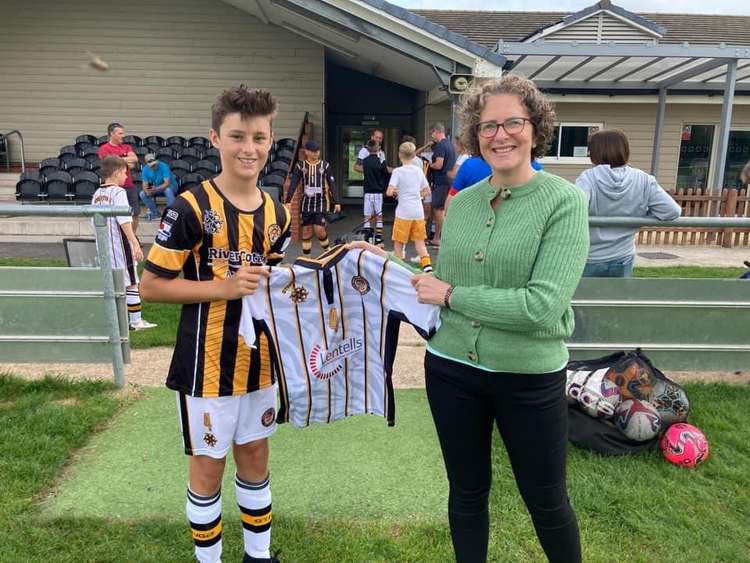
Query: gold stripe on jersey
203 299 227 397
147 245 192 273
206 186 230 280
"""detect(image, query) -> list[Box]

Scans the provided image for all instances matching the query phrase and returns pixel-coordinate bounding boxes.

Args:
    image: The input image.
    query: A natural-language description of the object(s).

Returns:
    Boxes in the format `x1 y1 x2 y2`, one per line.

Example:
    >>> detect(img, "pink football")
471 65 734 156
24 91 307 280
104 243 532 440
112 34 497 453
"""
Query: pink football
660 423 710 468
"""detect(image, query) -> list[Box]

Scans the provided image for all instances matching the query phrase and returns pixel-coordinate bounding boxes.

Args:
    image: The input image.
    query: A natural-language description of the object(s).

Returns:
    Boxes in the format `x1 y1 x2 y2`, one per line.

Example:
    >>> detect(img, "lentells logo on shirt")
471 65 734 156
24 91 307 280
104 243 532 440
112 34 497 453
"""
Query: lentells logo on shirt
308 338 363 381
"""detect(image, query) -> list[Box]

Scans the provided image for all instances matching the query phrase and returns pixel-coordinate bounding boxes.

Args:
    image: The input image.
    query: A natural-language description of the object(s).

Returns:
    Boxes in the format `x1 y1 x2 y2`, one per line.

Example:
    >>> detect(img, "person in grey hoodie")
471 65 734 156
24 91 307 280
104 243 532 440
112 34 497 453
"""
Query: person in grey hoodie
576 129 682 277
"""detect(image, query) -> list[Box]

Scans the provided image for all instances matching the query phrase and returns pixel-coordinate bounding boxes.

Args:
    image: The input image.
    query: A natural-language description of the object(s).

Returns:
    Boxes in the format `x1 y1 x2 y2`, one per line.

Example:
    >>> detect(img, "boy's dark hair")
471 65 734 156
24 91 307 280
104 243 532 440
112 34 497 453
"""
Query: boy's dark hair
366 139 379 152
401 135 416 144
588 129 630 167
211 85 278 132
100 155 127 181
107 122 123 136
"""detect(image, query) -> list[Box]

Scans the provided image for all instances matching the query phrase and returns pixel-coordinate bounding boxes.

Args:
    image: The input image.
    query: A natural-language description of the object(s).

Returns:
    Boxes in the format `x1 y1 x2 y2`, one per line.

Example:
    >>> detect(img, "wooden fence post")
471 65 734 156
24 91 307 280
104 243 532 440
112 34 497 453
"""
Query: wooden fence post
722 188 739 248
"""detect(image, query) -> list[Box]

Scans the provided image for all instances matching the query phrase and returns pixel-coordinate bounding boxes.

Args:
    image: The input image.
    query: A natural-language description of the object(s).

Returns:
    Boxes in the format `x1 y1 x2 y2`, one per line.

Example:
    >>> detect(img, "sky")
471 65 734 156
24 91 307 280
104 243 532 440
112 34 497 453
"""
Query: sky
391 0 750 16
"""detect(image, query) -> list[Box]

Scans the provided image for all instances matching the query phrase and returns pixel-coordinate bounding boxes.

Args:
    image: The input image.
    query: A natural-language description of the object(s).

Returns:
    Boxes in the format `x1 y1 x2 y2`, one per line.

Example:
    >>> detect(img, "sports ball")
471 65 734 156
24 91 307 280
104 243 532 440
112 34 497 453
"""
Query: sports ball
660 423 709 468
565 369 590 404
649 380 690 425
615 399 662 442
604 361 653 401
578 376 622 418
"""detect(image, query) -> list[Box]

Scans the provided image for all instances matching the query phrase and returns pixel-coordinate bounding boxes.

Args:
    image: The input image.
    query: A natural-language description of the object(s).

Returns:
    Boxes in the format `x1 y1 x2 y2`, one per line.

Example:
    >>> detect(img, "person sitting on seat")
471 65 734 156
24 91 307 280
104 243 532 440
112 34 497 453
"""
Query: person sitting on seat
139 153 176 220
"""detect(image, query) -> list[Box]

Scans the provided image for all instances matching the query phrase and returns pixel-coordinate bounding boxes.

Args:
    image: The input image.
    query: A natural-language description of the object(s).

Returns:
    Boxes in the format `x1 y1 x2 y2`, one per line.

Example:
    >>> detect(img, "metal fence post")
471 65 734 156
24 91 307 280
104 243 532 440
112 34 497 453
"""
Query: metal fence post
93 212 126 387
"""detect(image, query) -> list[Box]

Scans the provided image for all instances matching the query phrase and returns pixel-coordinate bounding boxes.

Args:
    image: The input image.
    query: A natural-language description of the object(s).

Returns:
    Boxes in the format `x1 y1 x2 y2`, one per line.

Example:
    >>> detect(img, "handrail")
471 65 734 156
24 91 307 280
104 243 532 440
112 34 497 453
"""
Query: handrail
589 216 750 228
1 129 26 173
0 204 131 217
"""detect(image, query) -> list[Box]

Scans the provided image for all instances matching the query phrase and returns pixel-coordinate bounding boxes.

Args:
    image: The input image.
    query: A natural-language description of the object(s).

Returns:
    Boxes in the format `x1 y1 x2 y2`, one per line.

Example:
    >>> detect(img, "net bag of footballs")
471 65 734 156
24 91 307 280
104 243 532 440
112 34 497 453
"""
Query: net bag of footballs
565 350 692 456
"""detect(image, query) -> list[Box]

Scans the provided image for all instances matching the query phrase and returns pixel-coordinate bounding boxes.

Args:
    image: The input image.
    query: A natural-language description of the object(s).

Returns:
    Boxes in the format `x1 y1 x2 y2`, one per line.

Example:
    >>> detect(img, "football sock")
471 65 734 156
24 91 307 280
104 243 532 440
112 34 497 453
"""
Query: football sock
302 238 312 255
420 255 433 273
363 217 371 229
318 236 330 250
236 473 272 559
186 487 222 563
126 287 142 324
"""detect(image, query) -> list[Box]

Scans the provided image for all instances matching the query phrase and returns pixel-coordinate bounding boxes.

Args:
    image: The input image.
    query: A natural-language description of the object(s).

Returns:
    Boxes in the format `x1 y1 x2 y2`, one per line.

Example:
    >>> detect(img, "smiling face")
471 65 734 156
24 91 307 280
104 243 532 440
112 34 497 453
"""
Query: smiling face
109 126 125 146
209 112 273 184
478 93 536 186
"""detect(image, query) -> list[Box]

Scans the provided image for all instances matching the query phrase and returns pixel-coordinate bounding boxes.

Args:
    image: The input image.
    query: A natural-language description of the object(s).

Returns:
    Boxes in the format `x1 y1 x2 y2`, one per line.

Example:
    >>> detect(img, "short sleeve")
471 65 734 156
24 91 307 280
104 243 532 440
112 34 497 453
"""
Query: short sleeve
144 196 202 278
113 188 132 225
382 258 441 338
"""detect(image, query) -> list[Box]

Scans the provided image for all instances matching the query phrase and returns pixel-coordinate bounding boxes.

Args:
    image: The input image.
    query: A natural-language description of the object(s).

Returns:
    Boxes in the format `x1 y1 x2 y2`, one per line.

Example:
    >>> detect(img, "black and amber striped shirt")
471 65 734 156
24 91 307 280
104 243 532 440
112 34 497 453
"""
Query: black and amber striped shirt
145 180 292 397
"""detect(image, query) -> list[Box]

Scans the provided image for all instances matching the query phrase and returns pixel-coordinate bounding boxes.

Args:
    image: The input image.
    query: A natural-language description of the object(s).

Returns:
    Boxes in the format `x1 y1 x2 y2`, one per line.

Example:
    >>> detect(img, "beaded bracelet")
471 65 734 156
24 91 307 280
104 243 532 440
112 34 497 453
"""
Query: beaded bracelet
444 285 454 309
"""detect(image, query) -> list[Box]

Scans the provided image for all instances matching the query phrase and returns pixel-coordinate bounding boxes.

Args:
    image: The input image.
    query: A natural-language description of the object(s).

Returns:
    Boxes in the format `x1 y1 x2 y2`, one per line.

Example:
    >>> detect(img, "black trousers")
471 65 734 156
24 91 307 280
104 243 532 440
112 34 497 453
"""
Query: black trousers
425 352 581 563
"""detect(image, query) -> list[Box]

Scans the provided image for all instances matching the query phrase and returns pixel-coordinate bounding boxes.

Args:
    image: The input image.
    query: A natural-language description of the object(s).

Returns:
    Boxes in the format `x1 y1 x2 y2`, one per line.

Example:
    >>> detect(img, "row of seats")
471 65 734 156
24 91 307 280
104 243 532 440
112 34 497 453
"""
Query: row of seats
16 135 298 204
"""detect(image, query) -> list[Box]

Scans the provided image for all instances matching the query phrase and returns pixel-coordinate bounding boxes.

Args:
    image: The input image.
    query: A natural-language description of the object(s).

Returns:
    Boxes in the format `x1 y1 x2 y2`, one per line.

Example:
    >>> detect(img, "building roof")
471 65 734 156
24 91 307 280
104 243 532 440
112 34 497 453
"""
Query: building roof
412 10 750 48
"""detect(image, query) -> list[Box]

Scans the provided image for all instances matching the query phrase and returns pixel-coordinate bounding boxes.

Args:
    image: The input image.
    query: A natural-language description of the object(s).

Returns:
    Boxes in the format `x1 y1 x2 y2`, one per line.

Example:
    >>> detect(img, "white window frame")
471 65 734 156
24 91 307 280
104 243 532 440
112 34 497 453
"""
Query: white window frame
539 122 604 165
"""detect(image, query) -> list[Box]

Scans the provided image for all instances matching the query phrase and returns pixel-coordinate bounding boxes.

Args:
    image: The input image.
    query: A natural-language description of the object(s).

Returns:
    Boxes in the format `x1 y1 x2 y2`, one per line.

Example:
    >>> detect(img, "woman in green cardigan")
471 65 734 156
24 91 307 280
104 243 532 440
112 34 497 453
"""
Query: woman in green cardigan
351 74 589 562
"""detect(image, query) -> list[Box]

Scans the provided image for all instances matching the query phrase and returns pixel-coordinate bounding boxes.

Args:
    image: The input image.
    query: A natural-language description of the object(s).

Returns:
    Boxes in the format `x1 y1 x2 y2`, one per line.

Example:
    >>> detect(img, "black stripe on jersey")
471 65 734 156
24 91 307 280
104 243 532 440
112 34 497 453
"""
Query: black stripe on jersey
178 392 193 454
219 202 241 397
252 196 267 258
294 244 348 270
313 272 332 424
356 250 369 414
334 262 350 417
193 185 214 282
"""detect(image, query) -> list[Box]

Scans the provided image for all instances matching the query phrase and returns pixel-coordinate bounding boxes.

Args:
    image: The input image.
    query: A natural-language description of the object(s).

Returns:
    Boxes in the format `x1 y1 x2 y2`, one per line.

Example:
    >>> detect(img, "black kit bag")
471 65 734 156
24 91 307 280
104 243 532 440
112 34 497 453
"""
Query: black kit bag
565 350 690 455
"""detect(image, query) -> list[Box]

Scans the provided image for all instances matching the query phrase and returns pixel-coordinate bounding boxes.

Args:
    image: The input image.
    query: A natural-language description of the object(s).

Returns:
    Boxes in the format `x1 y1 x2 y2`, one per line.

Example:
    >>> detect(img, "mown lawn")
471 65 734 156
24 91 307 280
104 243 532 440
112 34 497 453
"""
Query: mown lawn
1 375 749 562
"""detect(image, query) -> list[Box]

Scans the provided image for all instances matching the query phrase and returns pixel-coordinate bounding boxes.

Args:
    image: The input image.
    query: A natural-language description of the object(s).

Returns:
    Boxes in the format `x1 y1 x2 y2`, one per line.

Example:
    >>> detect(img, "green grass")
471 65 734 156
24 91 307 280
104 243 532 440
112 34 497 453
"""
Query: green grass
634 266 746 278
3 376 749 562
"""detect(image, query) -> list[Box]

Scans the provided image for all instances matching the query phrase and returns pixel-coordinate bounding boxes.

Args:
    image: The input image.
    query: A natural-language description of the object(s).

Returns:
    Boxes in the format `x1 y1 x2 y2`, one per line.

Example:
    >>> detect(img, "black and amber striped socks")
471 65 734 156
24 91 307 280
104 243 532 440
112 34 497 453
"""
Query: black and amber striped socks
236 473 272 560
186 487 222 563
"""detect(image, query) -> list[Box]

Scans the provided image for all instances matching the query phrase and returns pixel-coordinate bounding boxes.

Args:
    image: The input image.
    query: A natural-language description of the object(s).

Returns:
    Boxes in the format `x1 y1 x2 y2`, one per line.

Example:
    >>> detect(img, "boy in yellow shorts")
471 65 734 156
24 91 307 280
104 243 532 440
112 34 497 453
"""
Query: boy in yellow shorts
386 141 432 272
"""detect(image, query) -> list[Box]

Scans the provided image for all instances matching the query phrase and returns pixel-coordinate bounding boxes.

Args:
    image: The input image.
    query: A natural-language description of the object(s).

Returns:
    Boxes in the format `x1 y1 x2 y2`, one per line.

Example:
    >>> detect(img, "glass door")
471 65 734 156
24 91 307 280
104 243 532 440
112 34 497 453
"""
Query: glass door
723 130 750 189
676 125 714 190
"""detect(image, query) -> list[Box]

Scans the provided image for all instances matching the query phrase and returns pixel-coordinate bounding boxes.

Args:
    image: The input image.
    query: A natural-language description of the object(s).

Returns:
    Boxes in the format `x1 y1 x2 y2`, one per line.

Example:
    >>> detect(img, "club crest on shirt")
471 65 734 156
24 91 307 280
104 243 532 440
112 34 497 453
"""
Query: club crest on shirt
308 337 363 381
351 275 370 295
267 224 282 244
282 281 309 304
203 209 224 234
261 407 276 427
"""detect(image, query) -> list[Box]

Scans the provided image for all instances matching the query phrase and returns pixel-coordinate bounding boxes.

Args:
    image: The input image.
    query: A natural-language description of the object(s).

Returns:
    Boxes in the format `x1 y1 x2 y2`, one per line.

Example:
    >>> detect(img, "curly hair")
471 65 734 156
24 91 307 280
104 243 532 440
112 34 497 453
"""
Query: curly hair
211 85 278 132
457 74 556 160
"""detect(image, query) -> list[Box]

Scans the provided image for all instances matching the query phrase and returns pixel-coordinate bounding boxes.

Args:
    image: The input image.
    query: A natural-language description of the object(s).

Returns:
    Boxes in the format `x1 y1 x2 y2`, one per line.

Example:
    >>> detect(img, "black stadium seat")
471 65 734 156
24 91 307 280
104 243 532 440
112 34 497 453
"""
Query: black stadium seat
275 148 295 162
204 147 220 159
80 146 100 164
134 146 149 162
144 135 165 147
44 170 73 202
16 177 44 201
97 135 109 146
72 171 100 201
179 172 205 193
180 147 202 164
276 138 296 151
269 160 290 175
170 159 192 177
59 145 77 158
75 134 98 146
261 173 285 189
156 146 176 158
189 136 210 149
194 159 218 173
39 158 61 178
167 136 187 147
123 135 142 147
63 157 89 174
75 141 95 156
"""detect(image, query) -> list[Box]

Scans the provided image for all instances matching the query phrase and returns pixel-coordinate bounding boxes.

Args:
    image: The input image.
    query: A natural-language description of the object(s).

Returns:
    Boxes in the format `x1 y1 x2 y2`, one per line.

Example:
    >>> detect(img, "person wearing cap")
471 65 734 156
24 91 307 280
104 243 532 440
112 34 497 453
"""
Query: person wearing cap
139 153 176 221
284 139 340 255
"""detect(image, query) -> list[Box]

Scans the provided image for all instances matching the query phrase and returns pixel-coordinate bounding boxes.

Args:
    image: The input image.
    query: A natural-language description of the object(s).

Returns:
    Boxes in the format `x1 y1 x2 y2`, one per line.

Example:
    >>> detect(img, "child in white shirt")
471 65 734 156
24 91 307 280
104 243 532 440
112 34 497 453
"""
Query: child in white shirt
386 142 432 272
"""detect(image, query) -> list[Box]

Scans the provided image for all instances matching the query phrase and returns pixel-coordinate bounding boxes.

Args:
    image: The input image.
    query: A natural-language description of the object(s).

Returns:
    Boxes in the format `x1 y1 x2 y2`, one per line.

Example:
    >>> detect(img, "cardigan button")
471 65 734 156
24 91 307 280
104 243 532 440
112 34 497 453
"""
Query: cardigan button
474 251 484 262
471 320 481 328
467 351 478 362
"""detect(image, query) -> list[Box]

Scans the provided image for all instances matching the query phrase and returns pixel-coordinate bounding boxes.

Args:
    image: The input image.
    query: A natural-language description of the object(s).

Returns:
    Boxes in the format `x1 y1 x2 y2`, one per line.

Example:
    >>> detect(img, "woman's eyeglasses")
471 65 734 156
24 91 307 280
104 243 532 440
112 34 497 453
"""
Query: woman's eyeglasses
476 118 533 138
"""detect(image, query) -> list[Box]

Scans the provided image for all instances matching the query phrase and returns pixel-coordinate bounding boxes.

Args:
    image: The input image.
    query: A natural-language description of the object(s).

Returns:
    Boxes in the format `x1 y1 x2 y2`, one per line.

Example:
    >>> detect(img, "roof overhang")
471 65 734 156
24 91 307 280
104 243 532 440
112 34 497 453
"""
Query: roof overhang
222 0 505 92
496 41 750 94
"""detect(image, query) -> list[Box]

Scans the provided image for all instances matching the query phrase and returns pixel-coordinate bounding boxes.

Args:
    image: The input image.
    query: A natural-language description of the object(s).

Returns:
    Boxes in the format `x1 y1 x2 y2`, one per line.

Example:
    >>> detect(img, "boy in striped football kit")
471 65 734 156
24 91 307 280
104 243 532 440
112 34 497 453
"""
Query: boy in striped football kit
284 139 341 256
141 86 290 563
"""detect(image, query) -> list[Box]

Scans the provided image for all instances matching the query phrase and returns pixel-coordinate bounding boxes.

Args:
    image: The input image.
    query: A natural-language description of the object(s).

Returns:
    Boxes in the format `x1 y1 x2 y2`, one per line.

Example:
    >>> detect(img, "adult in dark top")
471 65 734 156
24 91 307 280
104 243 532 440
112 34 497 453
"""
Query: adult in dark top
361 139 389 245
428 122 456 246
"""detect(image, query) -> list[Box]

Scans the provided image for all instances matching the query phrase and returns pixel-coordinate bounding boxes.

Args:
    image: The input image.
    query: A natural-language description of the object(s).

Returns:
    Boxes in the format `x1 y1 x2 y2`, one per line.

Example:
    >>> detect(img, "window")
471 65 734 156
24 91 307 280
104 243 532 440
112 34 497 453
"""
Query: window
676 125 714 190
541 123 602 162
723 130 750 189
